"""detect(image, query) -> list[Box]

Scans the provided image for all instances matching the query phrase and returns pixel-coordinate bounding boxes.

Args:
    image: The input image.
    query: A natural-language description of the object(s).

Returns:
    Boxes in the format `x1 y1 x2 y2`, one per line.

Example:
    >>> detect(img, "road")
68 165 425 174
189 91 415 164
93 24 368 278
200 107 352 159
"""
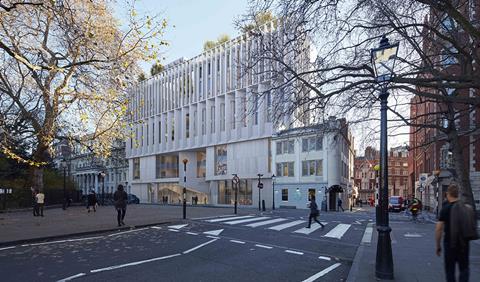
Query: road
0 209 372 282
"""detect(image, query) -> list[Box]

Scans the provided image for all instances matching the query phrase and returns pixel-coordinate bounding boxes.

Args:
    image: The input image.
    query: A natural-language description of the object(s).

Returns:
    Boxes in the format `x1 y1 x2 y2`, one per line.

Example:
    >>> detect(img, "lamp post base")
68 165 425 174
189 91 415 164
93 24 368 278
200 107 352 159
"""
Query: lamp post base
375 225 394 280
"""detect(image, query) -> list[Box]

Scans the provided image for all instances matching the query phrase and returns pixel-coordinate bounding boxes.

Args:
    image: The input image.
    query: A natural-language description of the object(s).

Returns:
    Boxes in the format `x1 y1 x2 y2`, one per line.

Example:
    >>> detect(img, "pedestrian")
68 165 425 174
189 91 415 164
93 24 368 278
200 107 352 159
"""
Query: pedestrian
337 198 344 212
435 184 473 282
35 189 45 217
306 196 325 229
87 190 97 212
113 184 128 227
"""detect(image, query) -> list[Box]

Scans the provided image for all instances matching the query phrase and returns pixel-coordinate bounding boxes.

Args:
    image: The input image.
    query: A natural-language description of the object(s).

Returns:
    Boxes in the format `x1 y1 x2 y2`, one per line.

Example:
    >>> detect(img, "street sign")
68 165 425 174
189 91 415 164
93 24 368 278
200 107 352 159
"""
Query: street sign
258 183 263 189
232 175 240 185
419 184 424 193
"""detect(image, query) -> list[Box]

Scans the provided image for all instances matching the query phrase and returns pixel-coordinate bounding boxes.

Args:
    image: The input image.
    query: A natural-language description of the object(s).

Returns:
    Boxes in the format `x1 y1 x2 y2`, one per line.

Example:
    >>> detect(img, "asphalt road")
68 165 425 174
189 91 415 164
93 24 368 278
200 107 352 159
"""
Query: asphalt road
0 209 371 282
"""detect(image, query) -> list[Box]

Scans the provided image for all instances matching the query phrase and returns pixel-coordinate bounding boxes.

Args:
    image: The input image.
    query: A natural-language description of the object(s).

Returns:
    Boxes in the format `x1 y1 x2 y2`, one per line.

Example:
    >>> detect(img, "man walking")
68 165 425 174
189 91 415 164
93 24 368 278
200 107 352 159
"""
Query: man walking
113 184 128 227
435 184 470 282
87 190 97 213
306 196 325 229
337 198 344 212
35 189 45 217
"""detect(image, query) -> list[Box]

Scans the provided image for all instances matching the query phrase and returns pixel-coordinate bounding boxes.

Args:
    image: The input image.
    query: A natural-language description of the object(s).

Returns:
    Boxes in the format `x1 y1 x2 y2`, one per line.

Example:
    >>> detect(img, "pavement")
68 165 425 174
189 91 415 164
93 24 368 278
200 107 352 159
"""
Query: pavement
0 204 252 246
347 209 480 281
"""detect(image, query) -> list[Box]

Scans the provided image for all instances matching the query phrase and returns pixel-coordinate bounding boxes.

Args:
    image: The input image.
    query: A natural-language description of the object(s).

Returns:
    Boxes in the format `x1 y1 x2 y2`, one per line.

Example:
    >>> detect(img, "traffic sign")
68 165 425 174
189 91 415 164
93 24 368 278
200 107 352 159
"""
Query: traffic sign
232 175 240 185
258 183 263 189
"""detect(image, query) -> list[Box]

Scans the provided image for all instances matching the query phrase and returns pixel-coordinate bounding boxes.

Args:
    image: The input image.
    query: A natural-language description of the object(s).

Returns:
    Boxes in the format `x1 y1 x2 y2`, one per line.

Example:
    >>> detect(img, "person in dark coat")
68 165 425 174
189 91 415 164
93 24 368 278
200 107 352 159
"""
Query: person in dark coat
87 190 97 213
307 196 325 229
113 184 128 227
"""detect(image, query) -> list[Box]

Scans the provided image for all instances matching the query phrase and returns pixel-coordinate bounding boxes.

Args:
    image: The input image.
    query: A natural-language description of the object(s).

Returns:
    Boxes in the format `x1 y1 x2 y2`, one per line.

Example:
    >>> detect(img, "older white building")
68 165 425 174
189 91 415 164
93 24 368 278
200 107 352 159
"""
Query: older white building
272 119 355 210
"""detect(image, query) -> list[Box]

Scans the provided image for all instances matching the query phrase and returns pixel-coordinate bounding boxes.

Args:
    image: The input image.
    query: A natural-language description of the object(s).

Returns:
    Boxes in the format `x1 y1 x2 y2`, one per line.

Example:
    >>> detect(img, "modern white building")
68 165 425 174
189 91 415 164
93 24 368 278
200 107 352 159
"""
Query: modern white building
125 23 352 209
272 119 355 210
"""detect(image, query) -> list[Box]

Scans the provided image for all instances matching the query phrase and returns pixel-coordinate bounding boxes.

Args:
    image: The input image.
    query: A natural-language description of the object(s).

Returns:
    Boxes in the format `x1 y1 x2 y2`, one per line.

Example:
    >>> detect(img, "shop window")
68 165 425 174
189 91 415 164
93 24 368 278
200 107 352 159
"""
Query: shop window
133 158 140 179
282 189 288 201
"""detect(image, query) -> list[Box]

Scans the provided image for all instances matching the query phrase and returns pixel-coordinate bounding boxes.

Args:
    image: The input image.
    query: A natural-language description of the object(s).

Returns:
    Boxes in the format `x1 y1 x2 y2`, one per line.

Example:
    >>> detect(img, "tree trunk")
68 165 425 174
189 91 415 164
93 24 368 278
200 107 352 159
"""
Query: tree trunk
32 166 44 192
449 130 476 209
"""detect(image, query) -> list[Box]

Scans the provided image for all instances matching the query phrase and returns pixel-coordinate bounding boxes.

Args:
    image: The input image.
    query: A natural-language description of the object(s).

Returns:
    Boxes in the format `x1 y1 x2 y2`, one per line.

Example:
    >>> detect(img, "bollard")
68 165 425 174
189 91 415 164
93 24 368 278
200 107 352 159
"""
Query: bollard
262 200 266 211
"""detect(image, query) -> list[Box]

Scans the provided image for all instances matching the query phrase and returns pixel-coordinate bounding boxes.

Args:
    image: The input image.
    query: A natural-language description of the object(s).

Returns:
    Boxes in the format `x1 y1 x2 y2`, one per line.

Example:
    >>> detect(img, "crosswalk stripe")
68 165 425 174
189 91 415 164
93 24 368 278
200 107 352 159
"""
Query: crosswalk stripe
245 218 288 227
268 220 306 231
293 222 327 235
223 217 270 225
205 215 253 223
323 224 351 239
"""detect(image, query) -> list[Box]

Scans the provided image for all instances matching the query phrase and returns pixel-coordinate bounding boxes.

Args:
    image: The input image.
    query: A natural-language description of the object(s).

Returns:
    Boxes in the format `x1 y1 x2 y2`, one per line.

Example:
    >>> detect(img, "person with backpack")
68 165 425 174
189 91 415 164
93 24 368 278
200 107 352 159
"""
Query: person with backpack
435 184 478 282
86 190 97 213
113 184 128 227
306 195 325 229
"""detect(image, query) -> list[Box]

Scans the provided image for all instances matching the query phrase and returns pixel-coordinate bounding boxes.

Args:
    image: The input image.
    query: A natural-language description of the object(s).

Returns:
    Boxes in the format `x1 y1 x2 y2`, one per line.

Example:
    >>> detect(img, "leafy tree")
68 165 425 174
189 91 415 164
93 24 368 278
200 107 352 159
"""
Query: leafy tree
203 34 231 51
138 72 147 82
150 63 164 76
0 0 167 191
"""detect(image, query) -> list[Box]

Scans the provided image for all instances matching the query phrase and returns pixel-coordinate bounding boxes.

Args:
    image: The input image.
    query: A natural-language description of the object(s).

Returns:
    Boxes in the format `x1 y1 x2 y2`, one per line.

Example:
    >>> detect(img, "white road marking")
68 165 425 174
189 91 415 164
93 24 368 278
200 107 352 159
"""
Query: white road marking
268 220 306 231
223 217 270 225
404 233 423 238
354 220 362 225
108 228 149 237
151 226 162 230
285 250 304 255
323 224 351 239
202 229 224 236
90 253 181 273
56 272 86 282
167 224 188 230
191 214 234 220
0 246 16 251
206 215 253 222
318 256 331 261
168 229 180 232
230 240 246 244
186 232 199 236
21 236 104 247
206 236 220 239
294 222 327 235
361 223 374 244
302 263 342 282
255 244 273 249
245 218 287 227
183 238 218 254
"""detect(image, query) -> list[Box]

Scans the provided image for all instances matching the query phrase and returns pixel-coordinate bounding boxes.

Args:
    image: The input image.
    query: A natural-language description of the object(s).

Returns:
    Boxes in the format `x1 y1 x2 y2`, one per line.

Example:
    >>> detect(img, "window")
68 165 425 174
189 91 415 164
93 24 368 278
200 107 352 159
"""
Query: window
133 158 140 179
276 162 295 177
196 152 206 177
230 100 236 129
220 103 225 131
266 91 272 122
302 136 323 152
152 122 155 144
253 94 258 125
301 160 323 176
201 108 206 135
214 145 227 175
218 179 252 205
193 110 197 136
186 113 190 138
146 125 149 146
156 155 179 178
171 118 175 141
302 138 308 152
276 140 294 155
211 106 215 133
282 189 288 201
276 141 282 155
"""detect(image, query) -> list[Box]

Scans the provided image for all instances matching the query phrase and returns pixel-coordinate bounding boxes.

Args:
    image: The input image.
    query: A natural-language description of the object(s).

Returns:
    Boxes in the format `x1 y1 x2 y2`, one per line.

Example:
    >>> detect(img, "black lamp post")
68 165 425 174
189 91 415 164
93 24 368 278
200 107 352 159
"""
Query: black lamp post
182 159 188 219
99 171 106 205
232 174 239 214
272 174 276 210
257 174 263 211
61 158 67 210
371 35 399 280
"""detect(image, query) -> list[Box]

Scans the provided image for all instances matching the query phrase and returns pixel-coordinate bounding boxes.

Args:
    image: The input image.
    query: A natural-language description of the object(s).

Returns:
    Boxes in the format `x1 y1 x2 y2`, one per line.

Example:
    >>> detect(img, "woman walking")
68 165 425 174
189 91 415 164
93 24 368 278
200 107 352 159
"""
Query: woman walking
113 184 128 227
307 195 325 229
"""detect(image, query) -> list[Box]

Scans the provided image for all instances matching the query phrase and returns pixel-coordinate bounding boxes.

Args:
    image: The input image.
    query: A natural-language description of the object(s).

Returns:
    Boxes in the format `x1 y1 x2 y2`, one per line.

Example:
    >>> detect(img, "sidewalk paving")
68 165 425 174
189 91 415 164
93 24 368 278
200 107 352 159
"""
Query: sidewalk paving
0 204 249 246
348 214 480 281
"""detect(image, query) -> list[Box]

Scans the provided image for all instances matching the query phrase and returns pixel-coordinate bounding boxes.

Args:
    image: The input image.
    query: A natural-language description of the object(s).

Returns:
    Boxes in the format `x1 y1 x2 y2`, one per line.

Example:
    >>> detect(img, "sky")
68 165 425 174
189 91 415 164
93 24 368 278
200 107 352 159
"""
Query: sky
130 0 249 67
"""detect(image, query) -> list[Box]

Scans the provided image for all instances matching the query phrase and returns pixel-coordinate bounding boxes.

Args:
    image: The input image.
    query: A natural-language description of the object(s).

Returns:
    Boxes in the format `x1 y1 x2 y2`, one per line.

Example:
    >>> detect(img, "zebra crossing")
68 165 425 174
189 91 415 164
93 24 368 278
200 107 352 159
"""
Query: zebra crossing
199 215 353 239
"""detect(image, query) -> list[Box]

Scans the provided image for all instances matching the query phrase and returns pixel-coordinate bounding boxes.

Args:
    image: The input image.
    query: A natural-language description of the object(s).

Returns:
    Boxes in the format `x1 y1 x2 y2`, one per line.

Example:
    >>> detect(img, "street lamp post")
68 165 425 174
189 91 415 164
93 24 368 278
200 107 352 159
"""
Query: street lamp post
61 158 67 210
182 159 188 219
272 174 276 210
232 174 240 214
99 171 106 205
371 35 399 280
257 174 263 211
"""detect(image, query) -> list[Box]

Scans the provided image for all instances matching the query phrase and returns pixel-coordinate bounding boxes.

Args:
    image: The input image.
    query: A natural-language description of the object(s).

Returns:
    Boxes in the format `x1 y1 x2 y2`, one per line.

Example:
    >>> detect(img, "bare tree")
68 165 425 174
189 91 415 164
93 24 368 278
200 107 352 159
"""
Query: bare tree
238 0 480 208
0 0 167 191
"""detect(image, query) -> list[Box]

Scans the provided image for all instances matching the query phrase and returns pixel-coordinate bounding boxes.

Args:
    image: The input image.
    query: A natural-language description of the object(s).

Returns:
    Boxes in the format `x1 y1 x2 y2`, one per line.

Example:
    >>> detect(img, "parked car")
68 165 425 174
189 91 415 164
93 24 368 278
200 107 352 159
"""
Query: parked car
127 194 140 204
388 196 404 212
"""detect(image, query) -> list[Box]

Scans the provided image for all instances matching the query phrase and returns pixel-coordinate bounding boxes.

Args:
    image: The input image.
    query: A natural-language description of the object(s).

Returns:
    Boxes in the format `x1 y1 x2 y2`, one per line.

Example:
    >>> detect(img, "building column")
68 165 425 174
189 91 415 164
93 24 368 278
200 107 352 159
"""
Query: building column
94 173 99 193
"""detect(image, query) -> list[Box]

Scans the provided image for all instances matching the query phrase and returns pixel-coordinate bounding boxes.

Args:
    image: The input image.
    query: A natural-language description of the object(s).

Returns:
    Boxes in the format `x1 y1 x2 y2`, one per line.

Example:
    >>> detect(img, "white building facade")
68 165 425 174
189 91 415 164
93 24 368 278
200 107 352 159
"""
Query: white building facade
272 120 355 210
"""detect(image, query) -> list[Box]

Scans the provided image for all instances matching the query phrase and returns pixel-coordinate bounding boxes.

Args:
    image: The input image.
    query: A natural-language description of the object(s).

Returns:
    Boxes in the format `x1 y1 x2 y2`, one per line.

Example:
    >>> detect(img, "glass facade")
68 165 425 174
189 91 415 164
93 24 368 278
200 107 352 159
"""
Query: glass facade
214 145 227 175
218 179 252 205
156 155 179 178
